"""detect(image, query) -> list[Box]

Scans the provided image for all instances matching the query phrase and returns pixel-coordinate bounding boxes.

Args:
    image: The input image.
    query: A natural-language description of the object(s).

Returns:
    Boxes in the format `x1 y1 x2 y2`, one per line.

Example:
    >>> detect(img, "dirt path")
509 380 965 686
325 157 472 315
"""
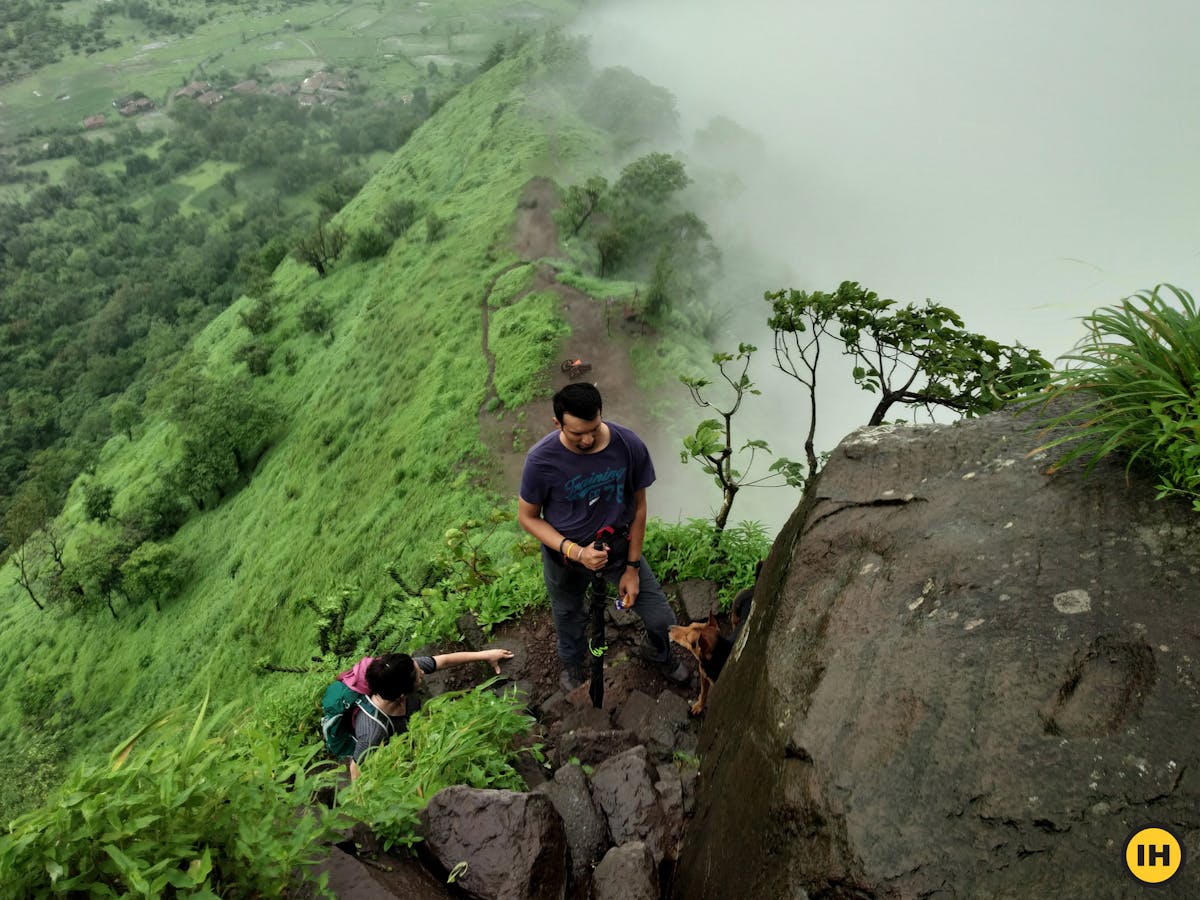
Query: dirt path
324 187 707 897
477 177 662 494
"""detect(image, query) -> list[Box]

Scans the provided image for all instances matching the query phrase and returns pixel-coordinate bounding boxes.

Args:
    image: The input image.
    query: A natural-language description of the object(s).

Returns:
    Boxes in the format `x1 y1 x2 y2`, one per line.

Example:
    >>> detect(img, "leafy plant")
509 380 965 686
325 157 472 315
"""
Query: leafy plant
292 218 349 278
340 680 540 851
0 698 347 897
642 517 769 608
468 552 546 631
1026 284 1200 508
434 508 513 590
350 227 393 262
680 343 805 531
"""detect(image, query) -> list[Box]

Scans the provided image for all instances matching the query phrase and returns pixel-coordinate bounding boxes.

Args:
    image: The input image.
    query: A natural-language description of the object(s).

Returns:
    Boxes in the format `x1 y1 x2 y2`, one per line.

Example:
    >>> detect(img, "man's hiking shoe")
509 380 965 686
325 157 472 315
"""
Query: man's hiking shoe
660 658 691 685
559 668 584 693
634 638 666 663
633 639 690 684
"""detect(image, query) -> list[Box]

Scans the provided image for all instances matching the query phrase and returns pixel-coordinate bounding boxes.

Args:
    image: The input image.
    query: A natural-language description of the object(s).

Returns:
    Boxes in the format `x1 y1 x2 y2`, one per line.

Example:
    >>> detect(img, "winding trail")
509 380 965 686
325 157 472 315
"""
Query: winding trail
476 176 663 495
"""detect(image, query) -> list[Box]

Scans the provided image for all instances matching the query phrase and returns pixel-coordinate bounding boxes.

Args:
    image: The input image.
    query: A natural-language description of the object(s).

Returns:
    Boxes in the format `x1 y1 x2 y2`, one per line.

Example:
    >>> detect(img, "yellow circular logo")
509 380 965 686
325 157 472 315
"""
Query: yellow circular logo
1124 825 1184 885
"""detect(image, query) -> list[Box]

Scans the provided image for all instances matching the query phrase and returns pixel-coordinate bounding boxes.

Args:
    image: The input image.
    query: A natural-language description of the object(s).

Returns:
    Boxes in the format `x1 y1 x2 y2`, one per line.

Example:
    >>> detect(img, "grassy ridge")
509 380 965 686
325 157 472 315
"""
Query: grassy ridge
0 42 609 807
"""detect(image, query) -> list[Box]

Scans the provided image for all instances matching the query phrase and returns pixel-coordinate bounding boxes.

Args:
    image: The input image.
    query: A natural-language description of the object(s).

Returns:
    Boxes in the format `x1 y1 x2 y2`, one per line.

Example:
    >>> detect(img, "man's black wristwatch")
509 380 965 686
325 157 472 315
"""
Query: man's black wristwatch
625 559 640 569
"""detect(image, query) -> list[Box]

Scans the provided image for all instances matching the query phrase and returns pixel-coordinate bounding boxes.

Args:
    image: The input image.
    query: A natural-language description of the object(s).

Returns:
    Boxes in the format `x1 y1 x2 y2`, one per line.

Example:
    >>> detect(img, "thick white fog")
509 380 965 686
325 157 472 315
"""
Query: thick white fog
576 0 1200 530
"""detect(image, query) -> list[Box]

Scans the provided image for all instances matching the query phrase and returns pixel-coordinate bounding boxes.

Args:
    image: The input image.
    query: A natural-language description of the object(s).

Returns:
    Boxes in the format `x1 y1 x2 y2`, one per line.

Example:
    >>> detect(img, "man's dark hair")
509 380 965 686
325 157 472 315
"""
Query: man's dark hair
553 382 603 422
366 653 418 701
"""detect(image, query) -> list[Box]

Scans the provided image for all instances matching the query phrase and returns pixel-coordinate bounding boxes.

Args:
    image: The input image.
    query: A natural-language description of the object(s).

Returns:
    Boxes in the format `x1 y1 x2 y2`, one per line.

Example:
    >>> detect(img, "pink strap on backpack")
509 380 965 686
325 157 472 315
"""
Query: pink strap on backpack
338 656 373 694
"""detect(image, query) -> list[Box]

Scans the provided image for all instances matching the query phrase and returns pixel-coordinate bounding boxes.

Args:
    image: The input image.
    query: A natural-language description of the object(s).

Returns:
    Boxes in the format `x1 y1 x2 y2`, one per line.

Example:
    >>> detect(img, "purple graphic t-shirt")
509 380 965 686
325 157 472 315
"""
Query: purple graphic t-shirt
519 421 655 543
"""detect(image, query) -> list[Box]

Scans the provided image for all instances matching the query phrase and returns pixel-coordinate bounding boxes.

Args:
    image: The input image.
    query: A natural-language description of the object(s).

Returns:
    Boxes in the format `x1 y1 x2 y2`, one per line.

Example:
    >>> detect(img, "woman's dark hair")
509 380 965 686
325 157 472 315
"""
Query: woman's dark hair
366 653 418 701
553 382 603 422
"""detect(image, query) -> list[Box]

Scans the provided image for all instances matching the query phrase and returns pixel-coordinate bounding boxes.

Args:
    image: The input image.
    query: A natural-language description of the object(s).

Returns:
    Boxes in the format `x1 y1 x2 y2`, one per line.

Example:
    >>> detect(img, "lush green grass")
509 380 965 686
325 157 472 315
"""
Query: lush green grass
491 289 570 408
488 262 536 308
340 680 539 851
555 266 641 302
0 17 748 841
0 37 592 814
1028 284 1200 507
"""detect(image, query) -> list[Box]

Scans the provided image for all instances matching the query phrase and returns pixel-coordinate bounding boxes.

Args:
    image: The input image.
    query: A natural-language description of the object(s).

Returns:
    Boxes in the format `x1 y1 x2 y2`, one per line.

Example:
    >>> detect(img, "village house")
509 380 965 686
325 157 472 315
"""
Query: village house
196 90 223 108
173 81 211 101
118 97 155 116
299 71 328 94
83 114 106 130
231 80 259 94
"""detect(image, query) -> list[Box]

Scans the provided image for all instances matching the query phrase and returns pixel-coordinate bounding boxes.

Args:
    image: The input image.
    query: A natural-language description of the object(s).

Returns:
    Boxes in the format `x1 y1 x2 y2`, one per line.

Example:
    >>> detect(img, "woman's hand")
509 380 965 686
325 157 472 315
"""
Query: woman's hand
480 648 515 673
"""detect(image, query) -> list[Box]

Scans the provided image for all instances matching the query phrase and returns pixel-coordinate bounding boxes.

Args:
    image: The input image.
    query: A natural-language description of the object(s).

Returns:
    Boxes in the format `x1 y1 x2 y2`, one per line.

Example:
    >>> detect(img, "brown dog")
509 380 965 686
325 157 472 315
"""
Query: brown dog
668 613 728 715
668 578 755 715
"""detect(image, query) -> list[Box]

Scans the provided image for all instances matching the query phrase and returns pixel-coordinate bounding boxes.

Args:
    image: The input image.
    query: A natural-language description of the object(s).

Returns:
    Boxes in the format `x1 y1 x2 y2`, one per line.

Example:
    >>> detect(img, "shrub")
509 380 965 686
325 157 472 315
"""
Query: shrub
233 339 272 376
339 681 540 851
381 198 417 238
299 299 334 337
1028 284 1200 508
82 481 115 522
120 540 188 611
425 211 447 243
124 478 189 541
350 227 392 261
0 699 347 897
642 517 770 608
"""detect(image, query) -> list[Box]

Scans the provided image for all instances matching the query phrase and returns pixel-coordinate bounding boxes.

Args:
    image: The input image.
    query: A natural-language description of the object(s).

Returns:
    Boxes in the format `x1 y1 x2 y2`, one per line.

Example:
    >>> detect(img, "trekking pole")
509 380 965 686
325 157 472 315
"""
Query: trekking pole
588 559 606 709
587 526 615 709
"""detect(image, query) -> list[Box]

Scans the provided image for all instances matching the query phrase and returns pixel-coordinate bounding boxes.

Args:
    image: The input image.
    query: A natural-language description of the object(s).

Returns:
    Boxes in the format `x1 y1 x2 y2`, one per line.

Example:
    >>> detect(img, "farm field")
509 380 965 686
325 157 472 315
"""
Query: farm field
0 0 570 145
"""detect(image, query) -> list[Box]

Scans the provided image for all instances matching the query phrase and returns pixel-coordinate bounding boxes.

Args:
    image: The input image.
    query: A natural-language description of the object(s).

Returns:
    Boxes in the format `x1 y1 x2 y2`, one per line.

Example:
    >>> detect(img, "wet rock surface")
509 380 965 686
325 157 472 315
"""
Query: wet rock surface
676 405 1200 899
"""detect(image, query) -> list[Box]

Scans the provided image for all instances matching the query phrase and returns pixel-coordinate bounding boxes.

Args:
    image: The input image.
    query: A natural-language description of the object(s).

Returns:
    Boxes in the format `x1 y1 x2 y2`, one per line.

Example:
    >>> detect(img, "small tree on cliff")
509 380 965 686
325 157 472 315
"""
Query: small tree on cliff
292 218 348 278
765 280 1050 478
680 344 805 533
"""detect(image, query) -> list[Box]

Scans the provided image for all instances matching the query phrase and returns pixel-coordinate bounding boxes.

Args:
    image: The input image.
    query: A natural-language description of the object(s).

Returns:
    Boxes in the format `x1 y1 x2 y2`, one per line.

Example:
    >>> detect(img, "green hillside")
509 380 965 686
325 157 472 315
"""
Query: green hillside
0 35 613 815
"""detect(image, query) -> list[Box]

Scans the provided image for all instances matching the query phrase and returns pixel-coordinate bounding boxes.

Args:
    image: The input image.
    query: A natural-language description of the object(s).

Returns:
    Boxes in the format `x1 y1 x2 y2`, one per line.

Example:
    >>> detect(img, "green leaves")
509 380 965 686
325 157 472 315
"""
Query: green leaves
642 518 769 609
1027 284 1200 508
340 682 540 851
0 702 347 897
680 345 804 531
766 280 1050 427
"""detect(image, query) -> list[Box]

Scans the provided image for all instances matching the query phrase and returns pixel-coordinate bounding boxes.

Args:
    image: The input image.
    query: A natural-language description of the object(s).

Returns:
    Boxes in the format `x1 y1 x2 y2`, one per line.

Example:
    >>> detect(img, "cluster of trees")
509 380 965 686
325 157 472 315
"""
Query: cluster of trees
8 369 277 617
0 0 331 84
0 159 284 558
0 2 114 81
0 77 443 561
557 152 718 325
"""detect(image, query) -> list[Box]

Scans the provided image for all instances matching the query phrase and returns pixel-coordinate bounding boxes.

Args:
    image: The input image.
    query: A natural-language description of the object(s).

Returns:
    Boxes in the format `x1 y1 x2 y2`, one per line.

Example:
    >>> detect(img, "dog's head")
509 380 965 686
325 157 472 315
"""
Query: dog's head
668 612 721 663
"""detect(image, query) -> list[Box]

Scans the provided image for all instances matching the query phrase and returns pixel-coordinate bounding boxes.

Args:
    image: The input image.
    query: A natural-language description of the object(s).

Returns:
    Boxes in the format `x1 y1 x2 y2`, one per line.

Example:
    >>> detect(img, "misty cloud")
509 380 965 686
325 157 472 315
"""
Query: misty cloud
571 0 1200 529
579 0 1200 355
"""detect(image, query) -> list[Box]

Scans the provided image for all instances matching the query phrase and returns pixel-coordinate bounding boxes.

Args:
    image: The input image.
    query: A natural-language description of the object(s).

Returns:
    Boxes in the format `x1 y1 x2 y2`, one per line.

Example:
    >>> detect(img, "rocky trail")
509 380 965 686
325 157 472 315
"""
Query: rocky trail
316 180 728 898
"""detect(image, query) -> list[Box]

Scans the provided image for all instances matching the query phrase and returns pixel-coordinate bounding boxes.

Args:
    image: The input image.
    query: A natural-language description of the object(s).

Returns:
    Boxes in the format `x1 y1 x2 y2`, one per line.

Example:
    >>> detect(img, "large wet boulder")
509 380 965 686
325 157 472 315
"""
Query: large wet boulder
675 407 1200 898
533 763 610 891
419 786 567 900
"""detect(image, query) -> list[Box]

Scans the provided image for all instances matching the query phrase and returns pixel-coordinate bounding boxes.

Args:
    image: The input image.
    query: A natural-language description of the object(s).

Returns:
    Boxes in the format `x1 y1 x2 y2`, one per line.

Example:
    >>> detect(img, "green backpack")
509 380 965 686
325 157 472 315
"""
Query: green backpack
320 680 394 759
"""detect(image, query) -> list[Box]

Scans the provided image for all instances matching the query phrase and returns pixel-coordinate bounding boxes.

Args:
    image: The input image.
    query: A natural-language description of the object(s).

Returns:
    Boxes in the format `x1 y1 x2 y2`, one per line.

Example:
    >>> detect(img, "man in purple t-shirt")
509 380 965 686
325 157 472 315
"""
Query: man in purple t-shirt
518 383 689 692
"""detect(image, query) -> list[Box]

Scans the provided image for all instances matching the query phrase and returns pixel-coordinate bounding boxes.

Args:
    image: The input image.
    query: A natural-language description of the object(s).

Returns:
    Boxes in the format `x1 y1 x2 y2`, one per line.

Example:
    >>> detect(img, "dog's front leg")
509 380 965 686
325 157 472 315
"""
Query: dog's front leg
690 673 711 716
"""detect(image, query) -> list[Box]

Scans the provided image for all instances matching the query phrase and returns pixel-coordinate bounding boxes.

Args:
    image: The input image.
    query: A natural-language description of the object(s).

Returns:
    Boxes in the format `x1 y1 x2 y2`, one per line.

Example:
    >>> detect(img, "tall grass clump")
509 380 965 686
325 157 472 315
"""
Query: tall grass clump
643 517 770 607
339 681 539 851
1029 284 1200 507
0 698 347 898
